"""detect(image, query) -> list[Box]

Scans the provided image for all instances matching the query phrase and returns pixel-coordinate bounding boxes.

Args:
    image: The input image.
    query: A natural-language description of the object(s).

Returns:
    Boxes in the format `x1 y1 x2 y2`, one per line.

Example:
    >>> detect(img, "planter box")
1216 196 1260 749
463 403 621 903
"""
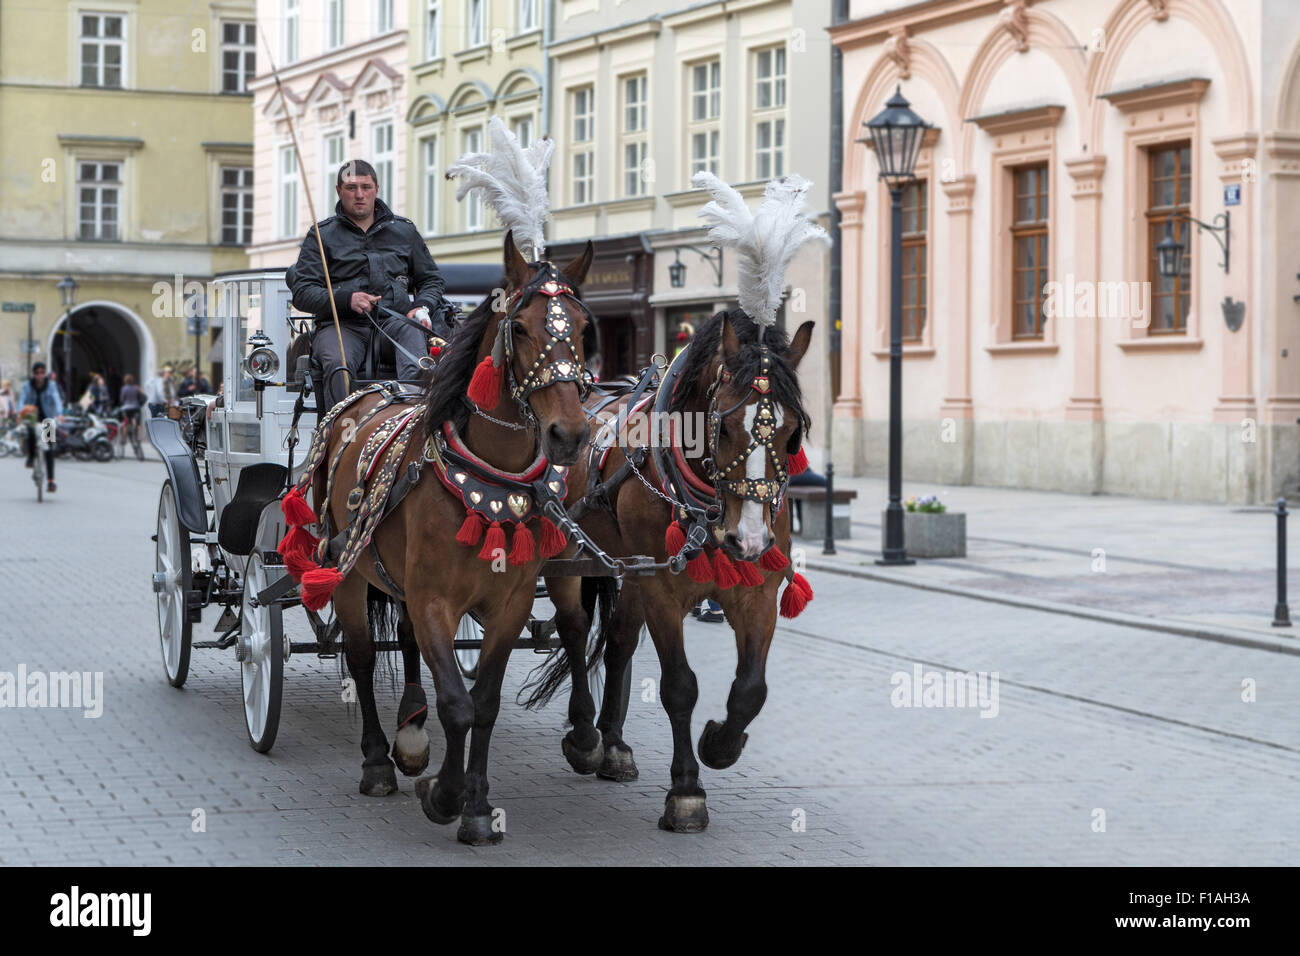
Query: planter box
894 510 966 558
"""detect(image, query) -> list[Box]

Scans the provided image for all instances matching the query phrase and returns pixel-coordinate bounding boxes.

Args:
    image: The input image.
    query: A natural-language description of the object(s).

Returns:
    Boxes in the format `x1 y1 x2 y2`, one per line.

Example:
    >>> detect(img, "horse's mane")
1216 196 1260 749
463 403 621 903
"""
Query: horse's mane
668 308 808 432
419 281 503 436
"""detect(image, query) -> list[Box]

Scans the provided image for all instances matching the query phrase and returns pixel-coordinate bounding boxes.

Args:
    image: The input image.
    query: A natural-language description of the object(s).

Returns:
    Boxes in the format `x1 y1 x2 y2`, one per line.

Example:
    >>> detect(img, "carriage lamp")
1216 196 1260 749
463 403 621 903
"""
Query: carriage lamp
668 246 723 289
245 330 279 419
1156 212 1230 278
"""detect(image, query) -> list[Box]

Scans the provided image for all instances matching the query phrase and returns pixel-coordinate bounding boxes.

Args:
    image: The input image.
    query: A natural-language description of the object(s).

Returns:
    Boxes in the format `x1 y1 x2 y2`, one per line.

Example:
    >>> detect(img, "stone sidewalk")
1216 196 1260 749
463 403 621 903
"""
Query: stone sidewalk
797 475 1300 651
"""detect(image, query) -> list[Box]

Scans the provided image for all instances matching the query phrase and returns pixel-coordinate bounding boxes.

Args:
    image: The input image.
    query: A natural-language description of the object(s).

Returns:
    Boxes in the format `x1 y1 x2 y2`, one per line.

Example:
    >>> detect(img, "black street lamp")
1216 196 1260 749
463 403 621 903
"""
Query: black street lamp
862 85 930 566
186 291 207 383
1155 212 1230 278
57 275 78 403
668 245 723 289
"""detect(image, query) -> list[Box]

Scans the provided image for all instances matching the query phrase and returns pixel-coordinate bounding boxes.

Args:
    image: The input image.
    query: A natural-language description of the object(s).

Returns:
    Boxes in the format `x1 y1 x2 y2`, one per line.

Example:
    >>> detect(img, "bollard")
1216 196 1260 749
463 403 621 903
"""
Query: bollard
1273 497 1291 627
823 462 836 555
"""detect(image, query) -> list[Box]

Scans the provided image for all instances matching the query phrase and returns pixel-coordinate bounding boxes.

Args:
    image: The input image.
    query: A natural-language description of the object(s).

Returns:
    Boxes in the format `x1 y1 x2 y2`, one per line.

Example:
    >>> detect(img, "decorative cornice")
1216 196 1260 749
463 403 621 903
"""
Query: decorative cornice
1064 155 1106 196
941 174 976 213
971 103 1063 135
1211 132 1259 162
1100 77 1209 113
858 126 942 151
829 0 1004 52
1147 0 1170 22
58 133 144 150
1264 131 1300 176
997 0 1030 54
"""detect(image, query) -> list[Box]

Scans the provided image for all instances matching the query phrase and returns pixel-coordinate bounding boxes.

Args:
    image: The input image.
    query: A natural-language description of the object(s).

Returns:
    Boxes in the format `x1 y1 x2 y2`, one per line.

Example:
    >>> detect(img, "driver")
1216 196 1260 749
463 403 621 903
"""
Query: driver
288 159 449 408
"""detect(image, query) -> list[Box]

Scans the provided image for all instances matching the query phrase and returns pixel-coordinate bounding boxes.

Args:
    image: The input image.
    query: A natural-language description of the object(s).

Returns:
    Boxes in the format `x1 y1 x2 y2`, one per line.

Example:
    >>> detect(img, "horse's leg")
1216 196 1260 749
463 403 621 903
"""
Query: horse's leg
547 575 603 775
697 592 777 770
391 604 430 777
338 576 398 796
408 595 473 826
594 590 641 783
644 598 708 832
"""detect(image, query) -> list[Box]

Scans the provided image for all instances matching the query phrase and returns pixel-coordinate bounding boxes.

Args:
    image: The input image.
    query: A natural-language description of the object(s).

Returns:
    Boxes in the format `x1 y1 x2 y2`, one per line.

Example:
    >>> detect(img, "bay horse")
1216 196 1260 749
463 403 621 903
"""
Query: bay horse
530 309 814 832
281 231 594 845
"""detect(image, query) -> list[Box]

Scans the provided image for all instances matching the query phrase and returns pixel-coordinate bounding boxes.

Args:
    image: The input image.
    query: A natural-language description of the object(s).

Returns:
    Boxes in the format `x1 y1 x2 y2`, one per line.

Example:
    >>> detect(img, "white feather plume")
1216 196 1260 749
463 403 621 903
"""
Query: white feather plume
692 171 829 328
446 115 555 260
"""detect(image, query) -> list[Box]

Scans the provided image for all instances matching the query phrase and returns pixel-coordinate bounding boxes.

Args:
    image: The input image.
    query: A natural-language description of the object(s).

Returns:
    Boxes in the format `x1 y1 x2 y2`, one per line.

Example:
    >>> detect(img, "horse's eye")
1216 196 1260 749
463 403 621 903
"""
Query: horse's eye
719 421 729 438
511 321 529 339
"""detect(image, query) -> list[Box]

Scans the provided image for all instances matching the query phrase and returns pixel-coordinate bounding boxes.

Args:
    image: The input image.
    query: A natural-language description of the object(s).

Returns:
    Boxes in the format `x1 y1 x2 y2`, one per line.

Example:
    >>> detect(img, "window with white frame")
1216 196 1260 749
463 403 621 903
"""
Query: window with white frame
221 22 255 94
79 13 124 88
77 160 121 240
278 145 298 239
375 0 394 33
517 0 538 32
420 135 438 235
467 0 486 47
326 0 345 50
511 115 533 149
753 45 786 179
621 73 647 197
687 59 720 179
372 121 394 205
220 167 253 245
322 132 345 211
462 127 484 228
571 86 594 204
283 0 300 63
425 0 440 59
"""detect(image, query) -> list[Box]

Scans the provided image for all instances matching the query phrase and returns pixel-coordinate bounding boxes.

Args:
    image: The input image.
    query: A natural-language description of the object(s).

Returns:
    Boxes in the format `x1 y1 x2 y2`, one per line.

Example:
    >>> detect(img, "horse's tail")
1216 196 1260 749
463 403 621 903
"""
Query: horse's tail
518 576 617 710
363 584 401 689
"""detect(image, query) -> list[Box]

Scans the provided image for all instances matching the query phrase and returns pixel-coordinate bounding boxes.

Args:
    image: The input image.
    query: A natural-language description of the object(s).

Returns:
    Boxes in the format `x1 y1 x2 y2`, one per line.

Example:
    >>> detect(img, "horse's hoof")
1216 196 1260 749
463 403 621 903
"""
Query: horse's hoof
562 730 604 775
596 742 639 782
658 793 709 833
457 812 504 846
392 724 430 777
697 719 747 771
359 761 399 797
414 775 461 825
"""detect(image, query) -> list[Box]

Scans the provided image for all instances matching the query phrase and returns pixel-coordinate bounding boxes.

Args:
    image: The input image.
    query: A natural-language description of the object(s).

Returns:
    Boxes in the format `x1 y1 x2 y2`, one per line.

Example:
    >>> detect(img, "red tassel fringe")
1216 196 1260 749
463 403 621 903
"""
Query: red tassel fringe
300 567 344 612
281 485 317 527
760 547 790 572
456 512 484 547
428 345 443 358
665 521 687 556
686 550 714 583
282 548 317 582
508 523 535 565
467 355 502 409
538 517 567 559
735 560 765 587
712 549 741 589
788 446 809 476
779 572 814 619
479 521 506 561
278 526 320 582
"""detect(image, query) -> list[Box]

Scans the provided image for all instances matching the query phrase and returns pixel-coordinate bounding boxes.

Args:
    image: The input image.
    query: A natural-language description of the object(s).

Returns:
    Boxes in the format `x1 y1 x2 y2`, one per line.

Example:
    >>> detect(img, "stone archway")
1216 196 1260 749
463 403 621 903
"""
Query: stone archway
48 301 155 404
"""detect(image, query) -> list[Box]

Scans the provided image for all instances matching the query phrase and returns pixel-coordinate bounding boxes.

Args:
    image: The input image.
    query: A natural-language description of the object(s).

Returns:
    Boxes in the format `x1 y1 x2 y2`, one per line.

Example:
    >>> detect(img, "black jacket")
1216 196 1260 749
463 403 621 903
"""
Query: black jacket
287 198 445 329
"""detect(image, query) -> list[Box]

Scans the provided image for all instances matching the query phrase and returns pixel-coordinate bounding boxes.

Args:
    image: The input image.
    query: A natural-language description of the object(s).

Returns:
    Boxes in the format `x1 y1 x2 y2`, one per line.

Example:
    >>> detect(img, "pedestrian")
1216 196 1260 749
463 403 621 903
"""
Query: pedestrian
18 361 63 493
0 380 14 421
176 366 210 399
87 373 111 415
287 158 448 409
145 365 176 417
118 373 144 446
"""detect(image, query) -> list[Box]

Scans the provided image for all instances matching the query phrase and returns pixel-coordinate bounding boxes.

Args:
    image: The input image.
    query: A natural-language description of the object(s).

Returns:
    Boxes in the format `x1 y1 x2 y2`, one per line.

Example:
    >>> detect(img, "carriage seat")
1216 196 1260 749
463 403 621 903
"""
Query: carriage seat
292 324 429 415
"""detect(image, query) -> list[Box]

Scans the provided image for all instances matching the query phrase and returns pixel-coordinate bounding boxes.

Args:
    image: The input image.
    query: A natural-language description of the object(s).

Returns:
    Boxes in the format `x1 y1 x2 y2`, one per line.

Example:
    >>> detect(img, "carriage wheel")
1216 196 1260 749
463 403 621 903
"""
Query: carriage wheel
455 613 483 681
239 551 284 754
154 480 192 688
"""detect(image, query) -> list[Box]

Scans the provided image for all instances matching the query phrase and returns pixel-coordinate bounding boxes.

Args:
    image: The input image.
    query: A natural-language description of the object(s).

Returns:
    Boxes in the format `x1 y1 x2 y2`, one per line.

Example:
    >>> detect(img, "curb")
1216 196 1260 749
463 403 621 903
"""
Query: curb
804 557 1300 657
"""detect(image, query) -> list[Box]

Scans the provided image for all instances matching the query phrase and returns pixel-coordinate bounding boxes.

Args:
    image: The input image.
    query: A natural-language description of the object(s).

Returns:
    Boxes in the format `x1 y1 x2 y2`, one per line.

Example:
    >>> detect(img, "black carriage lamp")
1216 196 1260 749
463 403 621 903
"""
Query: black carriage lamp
668 245 723 289
245 328 280 420
861 85 930 567
1156 211 1230 278
57 274 79 309
56 275 78 400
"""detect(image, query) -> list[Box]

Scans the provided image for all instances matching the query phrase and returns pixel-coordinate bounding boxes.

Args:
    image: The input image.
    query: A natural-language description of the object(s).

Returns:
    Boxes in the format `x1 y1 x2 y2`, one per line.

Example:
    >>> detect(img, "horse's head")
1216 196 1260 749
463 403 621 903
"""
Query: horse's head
484 230 594 464
705 313 813 560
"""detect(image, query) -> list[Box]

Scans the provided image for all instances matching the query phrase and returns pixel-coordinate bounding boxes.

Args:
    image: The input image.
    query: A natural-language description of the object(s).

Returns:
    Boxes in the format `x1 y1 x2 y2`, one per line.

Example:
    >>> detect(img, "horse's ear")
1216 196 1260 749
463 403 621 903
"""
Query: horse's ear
720 313 741 361
785 321 815 370
561 240 594 287
503 230 530 289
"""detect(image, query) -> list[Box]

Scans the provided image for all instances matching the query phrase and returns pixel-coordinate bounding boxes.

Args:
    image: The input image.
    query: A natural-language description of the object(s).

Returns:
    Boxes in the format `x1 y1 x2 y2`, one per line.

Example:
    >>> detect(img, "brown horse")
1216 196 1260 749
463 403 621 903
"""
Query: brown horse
297 232 594 845
531 309 814 832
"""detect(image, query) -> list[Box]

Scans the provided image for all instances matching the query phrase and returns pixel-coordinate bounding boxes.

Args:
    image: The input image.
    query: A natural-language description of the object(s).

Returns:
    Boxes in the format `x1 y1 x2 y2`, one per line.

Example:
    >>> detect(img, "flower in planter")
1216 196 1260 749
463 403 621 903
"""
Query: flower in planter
904 494 918 512
908 493 947 514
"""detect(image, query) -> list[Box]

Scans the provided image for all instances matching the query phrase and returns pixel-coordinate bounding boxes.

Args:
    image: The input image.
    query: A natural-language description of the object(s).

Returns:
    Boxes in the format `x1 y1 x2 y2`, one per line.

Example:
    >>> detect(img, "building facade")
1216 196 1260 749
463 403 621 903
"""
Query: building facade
0 0 255 396
832 0 1300 504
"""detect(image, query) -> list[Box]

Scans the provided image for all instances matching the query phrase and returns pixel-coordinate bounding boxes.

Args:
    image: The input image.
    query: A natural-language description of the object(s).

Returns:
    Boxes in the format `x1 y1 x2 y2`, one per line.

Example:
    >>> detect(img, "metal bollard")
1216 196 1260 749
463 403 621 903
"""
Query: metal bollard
823 461 836 555
1273 497 1291 627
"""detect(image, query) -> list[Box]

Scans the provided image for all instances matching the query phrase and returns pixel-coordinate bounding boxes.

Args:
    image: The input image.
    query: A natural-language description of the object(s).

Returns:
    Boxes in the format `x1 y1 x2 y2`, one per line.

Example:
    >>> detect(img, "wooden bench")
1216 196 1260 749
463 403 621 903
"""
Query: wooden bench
786 485 858 539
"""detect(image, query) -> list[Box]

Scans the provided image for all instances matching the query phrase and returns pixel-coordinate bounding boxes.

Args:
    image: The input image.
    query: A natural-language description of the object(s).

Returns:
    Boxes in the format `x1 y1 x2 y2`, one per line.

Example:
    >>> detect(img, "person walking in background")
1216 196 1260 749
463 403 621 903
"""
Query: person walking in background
18 362 63 493
0 380 15 421
145 366 176 417
87 373 111 414
176 366 210 399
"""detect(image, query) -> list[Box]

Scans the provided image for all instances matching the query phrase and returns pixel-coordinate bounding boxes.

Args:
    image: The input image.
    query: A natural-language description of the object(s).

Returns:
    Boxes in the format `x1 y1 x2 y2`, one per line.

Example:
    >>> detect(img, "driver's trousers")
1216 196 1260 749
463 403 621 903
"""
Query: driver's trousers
312 314 426 410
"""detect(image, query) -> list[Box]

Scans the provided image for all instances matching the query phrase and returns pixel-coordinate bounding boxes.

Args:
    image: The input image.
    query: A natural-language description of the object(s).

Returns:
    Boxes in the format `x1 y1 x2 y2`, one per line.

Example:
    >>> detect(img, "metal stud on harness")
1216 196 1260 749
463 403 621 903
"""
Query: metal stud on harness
494 262 596 414
705 349 789 514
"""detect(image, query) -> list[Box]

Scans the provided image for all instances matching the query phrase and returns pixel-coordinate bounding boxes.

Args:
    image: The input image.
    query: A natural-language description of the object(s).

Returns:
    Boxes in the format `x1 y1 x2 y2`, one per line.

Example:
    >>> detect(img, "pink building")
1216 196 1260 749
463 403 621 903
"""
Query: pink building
832 0 1300 504
248 0 408 269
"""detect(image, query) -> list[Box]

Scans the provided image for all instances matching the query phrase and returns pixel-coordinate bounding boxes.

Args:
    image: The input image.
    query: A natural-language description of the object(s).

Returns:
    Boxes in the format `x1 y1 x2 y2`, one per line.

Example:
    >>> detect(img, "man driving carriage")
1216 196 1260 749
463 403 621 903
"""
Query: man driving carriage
287 159 451 408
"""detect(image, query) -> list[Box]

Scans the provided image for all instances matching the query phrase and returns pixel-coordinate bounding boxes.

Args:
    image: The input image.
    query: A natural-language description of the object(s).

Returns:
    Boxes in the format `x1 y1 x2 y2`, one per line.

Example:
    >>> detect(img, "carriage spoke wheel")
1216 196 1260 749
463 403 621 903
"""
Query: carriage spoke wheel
455 613 483 681
239 551 284 754
154 481 192 688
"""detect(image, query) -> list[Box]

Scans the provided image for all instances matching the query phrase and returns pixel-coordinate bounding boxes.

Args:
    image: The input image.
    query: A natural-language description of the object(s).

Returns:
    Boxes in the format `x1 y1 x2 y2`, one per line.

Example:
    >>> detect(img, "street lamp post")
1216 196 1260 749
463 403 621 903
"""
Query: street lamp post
57 275 78 403
862 86 929 566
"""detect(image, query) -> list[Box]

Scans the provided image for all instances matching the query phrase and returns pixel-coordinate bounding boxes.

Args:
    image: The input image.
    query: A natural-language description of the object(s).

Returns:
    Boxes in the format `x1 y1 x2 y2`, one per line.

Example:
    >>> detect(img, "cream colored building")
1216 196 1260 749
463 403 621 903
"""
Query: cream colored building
0 0 255 395
833 0 1300 504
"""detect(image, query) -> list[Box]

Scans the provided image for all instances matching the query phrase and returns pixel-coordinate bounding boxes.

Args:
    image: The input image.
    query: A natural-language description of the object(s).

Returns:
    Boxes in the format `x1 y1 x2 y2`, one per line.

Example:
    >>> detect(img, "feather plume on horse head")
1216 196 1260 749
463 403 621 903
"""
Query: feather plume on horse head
446 115 556 261
691 171 829 329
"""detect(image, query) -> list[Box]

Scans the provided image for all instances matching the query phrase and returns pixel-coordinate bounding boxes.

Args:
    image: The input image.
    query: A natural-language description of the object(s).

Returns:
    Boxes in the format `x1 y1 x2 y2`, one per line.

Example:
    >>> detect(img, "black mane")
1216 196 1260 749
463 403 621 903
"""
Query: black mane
419 280 503 436
668 308 809 431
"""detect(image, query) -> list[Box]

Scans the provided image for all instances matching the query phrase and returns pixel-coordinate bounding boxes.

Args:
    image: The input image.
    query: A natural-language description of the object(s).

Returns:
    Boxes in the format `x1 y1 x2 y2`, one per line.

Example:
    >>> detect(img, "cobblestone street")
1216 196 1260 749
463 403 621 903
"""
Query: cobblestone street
1 457 1298 865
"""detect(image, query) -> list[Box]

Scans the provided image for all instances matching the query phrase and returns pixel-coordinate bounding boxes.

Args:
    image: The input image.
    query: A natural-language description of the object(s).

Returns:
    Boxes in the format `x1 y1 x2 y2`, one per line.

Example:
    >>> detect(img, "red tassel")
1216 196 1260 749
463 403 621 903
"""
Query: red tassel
282 548 317 582
539 517 567 558
788 446 809 476
281 486 316 527
429 345 443 358
508 523 535 565
736 560 765 587
278 525 317 560
779 572 814 618
665 521 687 556
300 567 344 612
467 355 502 409
760 547 790 572
793 571 813 600
456 512 484 547
479 521 506 561
686 550 714 583
712 549 741 589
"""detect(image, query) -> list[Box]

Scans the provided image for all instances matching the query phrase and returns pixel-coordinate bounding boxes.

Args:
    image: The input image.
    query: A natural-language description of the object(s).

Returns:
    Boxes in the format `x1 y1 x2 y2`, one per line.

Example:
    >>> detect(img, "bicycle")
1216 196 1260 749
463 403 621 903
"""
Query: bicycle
27 420 50 502
114 405 145 461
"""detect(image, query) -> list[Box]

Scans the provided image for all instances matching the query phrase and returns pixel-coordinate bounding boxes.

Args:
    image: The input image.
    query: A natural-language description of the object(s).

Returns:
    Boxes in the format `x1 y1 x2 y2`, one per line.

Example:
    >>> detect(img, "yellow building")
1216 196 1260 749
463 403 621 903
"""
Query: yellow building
0 1 255 399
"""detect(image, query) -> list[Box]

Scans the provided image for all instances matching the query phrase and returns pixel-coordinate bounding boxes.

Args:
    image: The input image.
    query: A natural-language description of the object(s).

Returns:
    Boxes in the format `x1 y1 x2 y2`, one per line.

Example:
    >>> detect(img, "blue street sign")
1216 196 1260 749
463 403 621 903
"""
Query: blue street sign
1224 183 1241 206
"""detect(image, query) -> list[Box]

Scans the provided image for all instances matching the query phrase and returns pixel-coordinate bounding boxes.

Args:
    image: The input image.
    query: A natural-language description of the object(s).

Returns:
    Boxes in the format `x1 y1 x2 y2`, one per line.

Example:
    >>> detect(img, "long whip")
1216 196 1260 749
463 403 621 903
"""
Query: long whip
258 28 349 395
